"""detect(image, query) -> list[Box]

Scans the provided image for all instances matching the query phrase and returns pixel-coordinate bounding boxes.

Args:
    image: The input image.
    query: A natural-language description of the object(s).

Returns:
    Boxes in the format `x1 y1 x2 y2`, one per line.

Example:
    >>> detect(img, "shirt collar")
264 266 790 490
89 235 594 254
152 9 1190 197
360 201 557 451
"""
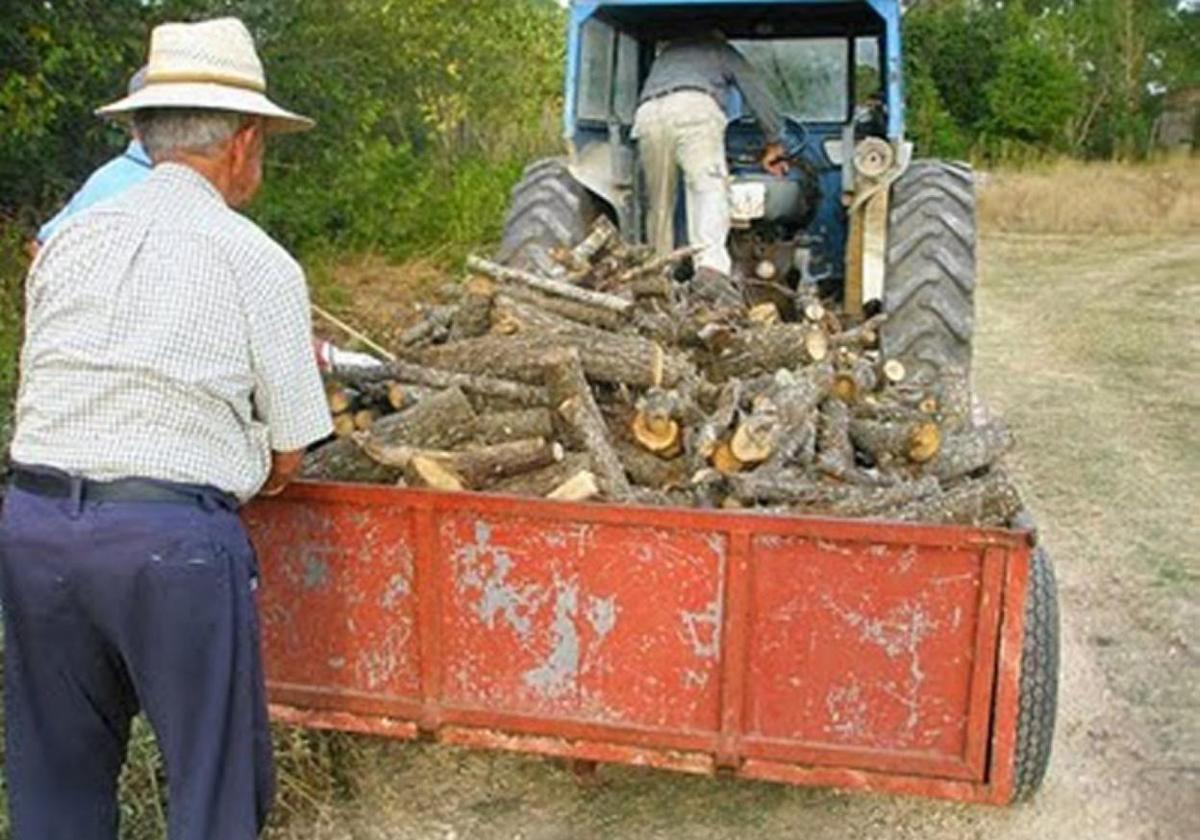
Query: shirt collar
126 139 151 167
153 162 227 206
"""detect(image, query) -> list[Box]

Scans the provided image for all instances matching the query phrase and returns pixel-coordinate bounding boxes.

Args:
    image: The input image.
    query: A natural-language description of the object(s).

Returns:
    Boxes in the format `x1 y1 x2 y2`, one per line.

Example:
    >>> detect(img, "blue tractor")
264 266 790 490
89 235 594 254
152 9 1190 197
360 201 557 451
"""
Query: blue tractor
499 0 976 384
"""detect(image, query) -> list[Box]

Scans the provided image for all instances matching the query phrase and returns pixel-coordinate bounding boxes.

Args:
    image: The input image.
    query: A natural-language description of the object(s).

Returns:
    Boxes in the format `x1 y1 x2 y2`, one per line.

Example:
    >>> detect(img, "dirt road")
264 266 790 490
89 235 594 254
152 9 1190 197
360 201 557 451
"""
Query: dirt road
274 232 1199 840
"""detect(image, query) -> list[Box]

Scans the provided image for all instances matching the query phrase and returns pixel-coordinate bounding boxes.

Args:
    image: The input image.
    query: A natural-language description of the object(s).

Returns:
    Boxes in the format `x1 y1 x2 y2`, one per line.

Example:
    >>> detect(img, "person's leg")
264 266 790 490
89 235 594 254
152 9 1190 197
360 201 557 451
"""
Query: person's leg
0 489 138 840
634 99 679 257
671 96 733 276
94 503 274 840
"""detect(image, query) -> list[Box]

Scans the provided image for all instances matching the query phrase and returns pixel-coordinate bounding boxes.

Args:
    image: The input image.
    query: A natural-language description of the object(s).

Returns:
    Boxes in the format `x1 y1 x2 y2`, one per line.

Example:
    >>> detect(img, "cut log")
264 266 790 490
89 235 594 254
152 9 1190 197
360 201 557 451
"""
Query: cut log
339 359 549 406
832 356 879 403
631 388 684 455
710 440 745 475
488 453 591 496
748 303 780 325
815 476 941 518
891 470 1023 527
417 330 691 389
710 324 829 380
849 418 943 465
467 255 632 314
815 398 855 479
692 380 741 461
499 285 624 331
615 244 703 285
543 347 632 500
730 398 779 465
360 437 560 489
880 358 907 386
369 386 478 450
353 408 379 431
760 363 834 469
326 384 354 415
405 456 465 491
829 313 887 349
474 408 555 445
566 216 618 269
302 437 397 483
933 421 1014 482
627 273 674 299
449 276 496 339
615 442 689 489
332 412 357 438
547 471 601 502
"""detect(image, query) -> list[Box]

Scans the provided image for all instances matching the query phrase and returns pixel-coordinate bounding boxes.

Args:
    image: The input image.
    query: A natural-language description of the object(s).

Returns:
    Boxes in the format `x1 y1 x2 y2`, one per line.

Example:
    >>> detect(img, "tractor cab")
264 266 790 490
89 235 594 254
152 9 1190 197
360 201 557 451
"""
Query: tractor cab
562 0 906 297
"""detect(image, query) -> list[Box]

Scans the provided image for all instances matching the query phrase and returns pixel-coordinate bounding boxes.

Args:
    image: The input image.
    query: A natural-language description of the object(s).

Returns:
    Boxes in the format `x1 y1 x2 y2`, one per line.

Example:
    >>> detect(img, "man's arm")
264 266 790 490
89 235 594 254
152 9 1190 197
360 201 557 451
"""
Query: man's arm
723 46 787 146
245 254 334 498
261 449 305 497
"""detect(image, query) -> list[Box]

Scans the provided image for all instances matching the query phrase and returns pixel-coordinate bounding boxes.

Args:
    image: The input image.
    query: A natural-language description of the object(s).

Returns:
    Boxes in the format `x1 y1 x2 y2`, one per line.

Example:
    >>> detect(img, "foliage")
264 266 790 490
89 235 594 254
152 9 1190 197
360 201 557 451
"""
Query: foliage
904 0 1200 161
0 0 566 262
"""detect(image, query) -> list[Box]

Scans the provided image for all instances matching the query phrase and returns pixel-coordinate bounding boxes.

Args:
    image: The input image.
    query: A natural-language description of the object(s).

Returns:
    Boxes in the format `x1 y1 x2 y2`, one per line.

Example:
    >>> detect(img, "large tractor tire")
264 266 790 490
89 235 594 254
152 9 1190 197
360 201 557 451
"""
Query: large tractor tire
881 160 977 383
1010 544 1060 801
497 158 598 275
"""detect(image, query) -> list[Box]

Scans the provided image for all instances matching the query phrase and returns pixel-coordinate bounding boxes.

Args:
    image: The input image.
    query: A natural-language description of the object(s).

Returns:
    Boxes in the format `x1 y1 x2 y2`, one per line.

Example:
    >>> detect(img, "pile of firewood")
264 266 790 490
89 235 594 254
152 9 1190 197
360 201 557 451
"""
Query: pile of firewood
304 217 1022 527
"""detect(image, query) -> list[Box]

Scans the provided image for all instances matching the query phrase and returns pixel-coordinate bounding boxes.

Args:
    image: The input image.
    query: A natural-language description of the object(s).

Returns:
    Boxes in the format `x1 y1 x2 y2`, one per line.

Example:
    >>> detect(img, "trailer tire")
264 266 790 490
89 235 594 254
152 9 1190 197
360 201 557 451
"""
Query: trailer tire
497 158 598 275
882 159 976 383
1011 544 1059 801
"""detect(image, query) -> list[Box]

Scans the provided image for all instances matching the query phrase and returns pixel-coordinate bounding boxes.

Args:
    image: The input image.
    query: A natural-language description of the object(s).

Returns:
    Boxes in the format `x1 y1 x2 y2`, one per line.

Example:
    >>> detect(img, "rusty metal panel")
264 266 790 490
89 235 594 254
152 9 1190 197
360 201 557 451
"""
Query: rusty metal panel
243 493 422 714
741 534 1000 779
244 481 1031 804
437 510 725 733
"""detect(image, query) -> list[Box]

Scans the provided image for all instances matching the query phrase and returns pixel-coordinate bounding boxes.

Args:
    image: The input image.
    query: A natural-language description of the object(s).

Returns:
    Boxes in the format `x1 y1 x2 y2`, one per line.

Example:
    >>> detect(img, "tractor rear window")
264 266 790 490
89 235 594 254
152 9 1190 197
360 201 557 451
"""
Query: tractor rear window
732 38 849 123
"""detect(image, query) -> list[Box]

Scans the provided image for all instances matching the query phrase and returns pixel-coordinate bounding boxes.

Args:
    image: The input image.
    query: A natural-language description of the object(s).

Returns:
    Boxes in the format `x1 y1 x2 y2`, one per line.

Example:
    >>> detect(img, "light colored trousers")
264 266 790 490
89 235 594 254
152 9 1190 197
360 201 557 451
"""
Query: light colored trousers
633 91 732 275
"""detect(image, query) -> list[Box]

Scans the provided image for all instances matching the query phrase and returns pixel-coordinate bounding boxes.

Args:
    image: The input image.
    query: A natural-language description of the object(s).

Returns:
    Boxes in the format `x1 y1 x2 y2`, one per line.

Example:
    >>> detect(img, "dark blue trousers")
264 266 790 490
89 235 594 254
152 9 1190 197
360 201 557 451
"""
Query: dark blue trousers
0 482 274 839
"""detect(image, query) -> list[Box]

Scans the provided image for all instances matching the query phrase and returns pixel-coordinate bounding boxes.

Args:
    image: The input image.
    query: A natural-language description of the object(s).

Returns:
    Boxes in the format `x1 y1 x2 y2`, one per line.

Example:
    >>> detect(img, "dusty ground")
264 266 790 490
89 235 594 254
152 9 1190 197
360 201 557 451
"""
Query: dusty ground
269 231 1199 840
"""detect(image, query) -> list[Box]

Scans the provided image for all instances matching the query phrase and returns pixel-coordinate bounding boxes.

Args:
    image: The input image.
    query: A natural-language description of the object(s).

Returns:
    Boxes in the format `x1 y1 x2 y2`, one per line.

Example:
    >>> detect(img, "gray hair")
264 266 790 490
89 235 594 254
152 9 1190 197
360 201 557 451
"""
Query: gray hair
134 108 249 161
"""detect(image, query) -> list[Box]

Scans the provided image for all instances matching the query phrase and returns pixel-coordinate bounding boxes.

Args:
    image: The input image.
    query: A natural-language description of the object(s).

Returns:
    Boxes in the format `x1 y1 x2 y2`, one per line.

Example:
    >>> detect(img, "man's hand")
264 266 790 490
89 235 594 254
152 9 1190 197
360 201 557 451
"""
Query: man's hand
261 449 305 498
25 239 40 262
761 143 790 177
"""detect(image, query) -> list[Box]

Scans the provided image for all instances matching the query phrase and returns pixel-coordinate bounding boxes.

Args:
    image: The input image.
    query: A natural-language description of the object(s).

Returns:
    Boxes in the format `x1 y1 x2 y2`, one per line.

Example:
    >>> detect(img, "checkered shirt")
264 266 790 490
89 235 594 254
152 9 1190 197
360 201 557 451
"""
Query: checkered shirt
11 163 333 501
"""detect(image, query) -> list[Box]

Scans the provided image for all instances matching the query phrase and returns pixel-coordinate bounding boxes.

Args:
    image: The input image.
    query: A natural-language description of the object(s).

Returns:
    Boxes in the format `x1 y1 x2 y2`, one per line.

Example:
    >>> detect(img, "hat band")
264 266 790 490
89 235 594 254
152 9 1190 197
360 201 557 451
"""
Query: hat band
144 70 267 94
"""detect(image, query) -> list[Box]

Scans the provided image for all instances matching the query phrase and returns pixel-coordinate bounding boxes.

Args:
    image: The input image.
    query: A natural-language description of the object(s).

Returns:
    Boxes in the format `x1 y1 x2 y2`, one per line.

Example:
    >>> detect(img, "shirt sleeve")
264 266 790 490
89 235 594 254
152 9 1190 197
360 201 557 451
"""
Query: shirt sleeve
242 251 333 452
724 46 787 145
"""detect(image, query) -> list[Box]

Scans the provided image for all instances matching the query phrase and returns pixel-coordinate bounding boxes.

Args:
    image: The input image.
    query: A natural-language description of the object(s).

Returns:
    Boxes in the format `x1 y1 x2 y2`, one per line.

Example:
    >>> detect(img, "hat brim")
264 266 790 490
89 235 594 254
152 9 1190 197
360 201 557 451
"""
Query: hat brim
96 82 314 134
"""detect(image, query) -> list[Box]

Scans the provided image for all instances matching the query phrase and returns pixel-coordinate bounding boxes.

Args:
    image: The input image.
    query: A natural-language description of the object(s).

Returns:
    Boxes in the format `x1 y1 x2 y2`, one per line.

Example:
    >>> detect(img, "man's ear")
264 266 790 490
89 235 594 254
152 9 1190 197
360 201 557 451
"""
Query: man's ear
231 120 262 164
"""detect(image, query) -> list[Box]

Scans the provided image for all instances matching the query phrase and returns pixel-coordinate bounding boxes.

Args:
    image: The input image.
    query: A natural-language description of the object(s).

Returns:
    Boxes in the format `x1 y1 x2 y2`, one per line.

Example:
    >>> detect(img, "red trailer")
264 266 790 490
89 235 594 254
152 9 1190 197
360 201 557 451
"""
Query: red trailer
243 480 1057 805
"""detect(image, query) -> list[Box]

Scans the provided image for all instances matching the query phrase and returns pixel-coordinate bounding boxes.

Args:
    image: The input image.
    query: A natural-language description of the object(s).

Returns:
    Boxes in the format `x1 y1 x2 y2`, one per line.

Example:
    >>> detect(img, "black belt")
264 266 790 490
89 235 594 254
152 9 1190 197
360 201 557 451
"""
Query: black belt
10 466 238 511
638 86 719 107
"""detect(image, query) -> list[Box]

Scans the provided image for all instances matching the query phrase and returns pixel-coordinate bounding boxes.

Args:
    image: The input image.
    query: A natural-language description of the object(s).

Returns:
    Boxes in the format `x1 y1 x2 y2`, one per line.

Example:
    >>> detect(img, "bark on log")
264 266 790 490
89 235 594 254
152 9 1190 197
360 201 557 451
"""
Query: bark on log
627 273 674 299
812 476 941 518
369 386 478 450
829 314 887 349
615 245 703 285
398 305 457 348
473 408 556 445
499 285 625 331
849 418 943 465
832 356 879 403
932 421 1014 483
416 330 691 389
360 437 560 489
692 380 741 460
467 255 632 314
405 456 465 491
891 470 1023 527
339 359 549 406
815 398 855 479
761 363 834 469
302 437 397 483
566 216 618 268
332 412 358 438
449 276 496 339
488 453 591 496
710 323 829 380
631 388 684 455
615 442 689 489
543 347 632 500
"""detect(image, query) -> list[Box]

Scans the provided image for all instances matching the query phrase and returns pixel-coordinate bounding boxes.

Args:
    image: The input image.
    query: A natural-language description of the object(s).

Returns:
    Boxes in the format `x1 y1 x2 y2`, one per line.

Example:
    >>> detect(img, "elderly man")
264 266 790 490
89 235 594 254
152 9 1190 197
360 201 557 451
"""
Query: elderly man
634 30 789 296
0 18 330 840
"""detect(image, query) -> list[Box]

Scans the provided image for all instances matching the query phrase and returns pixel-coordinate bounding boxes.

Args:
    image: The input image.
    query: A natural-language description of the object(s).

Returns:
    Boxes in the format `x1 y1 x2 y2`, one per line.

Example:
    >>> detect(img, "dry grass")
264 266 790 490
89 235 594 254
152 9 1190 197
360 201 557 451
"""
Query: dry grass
978 157 1200 236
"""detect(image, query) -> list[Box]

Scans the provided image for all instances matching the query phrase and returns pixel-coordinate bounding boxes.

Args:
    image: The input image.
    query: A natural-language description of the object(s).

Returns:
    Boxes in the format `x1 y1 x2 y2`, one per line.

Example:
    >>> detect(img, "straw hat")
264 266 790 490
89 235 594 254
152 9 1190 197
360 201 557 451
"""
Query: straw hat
96 17 313 134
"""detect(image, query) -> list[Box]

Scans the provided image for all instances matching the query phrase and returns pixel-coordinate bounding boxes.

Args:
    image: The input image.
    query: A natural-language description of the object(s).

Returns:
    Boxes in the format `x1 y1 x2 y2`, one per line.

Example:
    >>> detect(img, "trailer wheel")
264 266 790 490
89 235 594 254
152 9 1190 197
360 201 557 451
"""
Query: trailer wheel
497 158 598 275
882 160 976 383
1011 545 1059 801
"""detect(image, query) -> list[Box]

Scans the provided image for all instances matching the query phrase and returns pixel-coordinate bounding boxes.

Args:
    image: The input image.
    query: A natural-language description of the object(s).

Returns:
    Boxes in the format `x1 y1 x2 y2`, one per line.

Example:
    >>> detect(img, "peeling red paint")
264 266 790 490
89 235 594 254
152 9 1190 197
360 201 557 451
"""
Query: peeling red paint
243 481 1031 804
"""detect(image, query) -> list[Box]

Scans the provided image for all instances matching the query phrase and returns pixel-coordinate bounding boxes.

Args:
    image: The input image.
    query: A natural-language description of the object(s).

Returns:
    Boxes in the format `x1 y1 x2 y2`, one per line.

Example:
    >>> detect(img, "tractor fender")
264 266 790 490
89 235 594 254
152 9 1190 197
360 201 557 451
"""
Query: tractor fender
567 140 629 230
